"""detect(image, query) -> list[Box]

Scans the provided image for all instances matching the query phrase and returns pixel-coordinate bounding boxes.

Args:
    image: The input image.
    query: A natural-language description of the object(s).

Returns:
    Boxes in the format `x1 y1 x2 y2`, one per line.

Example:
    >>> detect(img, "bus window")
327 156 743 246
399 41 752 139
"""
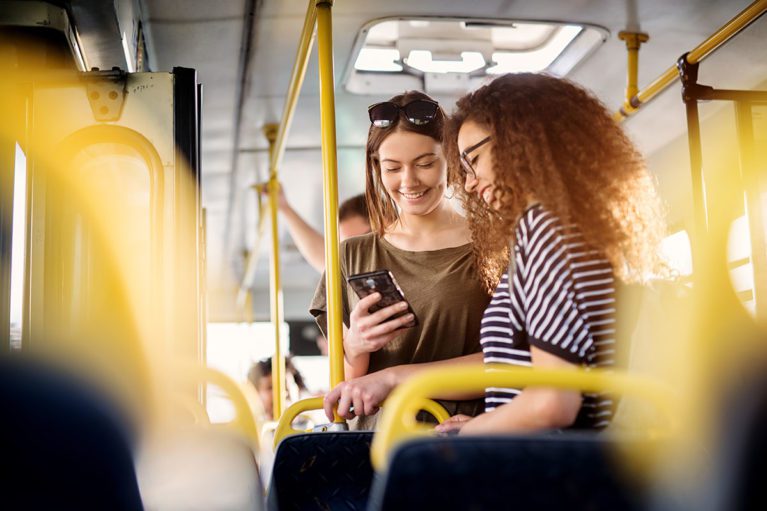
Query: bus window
660 229 693 278
9 143 26 351
62 140 154 328
728 214 756 316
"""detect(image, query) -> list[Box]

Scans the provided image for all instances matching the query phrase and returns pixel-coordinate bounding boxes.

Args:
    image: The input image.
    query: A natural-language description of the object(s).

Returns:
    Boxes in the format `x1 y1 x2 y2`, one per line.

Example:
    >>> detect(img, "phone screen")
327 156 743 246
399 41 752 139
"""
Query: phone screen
347 270 418 326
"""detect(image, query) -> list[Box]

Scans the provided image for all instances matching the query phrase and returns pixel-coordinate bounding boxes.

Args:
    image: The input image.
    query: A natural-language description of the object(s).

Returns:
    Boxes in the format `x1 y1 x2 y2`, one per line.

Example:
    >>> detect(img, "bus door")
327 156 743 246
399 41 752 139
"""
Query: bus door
20 67 203 409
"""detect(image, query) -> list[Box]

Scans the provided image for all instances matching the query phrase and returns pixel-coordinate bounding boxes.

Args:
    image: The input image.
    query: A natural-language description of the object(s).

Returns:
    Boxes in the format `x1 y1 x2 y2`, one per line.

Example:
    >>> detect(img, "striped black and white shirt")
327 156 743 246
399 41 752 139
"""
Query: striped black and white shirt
480 204 616 429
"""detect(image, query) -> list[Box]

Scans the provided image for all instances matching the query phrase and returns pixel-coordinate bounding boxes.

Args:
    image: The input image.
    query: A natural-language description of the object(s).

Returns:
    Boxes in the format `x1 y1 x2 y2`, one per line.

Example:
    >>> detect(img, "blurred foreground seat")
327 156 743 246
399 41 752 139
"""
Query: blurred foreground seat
0 357 144 510
136 428 264 511
368 433 650 511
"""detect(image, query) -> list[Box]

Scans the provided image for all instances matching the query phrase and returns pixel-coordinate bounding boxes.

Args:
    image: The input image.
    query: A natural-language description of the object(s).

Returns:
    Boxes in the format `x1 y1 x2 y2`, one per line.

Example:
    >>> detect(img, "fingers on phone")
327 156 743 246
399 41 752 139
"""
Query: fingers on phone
360 292 382 307
368 300 408 324
353 293 382 319
368 313 414 338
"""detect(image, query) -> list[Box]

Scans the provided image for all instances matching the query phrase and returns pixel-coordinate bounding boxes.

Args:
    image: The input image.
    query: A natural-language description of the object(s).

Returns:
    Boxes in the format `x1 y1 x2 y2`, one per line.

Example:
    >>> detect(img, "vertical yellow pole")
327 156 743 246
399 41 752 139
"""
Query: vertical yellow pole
316 0 345 414
618 31 649 103
264 123 286 420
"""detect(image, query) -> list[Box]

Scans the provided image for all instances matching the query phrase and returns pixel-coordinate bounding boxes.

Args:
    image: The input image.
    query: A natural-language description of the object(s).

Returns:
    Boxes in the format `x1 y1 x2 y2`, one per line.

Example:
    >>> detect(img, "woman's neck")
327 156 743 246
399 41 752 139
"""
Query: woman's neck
384 200 470 251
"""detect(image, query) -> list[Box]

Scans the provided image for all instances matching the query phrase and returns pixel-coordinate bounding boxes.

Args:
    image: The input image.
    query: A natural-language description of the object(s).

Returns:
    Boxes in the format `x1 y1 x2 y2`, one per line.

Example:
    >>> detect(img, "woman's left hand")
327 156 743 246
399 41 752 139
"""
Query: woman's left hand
434 414 472 434
323 369 398 421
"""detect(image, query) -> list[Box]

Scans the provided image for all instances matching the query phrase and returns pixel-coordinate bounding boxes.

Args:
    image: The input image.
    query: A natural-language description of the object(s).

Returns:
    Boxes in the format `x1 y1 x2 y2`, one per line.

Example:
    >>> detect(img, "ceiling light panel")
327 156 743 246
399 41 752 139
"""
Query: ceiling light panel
344 18 607 95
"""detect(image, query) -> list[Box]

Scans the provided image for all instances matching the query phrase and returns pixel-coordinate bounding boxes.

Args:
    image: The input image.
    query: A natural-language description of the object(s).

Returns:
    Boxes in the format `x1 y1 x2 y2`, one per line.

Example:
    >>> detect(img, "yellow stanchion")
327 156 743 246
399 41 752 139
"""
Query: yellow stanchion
316 0 345 419
263 124 287 421
617 31 649 102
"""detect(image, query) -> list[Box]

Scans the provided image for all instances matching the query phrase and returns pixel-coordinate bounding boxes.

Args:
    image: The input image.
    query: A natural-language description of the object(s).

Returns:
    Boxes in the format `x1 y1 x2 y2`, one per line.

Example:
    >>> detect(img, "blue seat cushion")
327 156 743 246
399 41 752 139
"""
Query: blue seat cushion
268 431 374 511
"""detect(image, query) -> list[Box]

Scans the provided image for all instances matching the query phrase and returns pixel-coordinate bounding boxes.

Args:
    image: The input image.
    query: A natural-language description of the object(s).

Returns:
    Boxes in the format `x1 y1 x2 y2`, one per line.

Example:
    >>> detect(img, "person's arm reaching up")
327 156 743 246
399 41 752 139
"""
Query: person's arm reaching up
264 183 326 272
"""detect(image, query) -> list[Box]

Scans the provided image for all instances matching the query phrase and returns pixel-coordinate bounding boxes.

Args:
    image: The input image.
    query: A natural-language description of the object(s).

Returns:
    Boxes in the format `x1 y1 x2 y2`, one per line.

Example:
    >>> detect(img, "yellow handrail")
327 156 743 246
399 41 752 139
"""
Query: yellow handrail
316 0 346 406
264 125 287 420
237 0 319 419
614 0 767 121
416 398 451 423
181 364 261 450
273 396 325 449
617 31 649 103
236 188 269 309
371 365 676 471
273 396 451 448
237 0 343 426
269 0 318 175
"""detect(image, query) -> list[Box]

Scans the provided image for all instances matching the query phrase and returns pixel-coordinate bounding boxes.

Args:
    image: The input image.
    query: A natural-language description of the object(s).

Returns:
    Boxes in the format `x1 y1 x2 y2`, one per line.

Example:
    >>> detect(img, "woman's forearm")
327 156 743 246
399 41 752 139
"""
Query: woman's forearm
460 387 582 434
343 350 370 380
388 352 486 400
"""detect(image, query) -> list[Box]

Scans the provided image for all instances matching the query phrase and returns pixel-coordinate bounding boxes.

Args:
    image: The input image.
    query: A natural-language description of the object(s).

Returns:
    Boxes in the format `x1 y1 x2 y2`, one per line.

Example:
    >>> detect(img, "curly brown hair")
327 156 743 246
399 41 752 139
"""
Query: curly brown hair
365 91 446 235
444 73 665 292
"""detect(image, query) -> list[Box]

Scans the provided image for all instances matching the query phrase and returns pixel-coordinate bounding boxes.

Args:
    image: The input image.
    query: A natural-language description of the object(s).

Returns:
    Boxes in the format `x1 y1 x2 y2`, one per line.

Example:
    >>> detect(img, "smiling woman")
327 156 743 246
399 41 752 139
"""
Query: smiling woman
310 90 490 429
436 72 667 435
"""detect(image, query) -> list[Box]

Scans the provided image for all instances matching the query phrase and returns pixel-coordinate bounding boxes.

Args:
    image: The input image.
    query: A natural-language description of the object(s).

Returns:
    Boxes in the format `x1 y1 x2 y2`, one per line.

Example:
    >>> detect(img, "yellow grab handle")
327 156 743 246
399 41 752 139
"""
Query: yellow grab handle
274 397 326 449
416 398 450 424
371 365 676 471
180 364 261 450
273 396 451 449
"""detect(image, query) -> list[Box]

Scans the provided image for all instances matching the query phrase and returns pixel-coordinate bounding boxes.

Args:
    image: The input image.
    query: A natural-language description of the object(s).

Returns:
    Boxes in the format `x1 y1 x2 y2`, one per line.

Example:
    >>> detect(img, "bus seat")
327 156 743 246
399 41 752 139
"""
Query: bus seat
0 357 144 510
137 428 264 511
612 280 690 432
267 431 374 511
367 433 648 511
659 368 767 511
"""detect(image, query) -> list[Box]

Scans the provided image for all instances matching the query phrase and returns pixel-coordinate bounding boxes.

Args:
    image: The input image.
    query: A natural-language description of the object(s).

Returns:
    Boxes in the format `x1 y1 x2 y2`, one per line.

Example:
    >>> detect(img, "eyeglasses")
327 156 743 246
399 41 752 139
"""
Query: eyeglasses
459 136 491 179
368 99 439 128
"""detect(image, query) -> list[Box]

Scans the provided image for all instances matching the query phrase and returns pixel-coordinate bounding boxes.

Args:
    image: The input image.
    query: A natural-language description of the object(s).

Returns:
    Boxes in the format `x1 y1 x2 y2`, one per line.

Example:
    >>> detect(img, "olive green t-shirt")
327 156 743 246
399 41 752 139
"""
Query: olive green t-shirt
310 233 490 426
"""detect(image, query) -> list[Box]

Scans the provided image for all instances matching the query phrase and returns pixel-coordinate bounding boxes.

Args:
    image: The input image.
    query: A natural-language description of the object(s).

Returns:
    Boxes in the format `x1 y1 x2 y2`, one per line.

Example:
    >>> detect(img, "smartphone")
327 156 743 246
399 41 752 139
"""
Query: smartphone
347 270 418 327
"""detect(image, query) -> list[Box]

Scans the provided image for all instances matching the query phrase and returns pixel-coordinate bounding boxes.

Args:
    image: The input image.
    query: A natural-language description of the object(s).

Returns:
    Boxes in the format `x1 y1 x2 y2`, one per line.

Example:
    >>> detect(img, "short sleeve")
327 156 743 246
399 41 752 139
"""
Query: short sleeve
520 213 593 365
309 257 351 339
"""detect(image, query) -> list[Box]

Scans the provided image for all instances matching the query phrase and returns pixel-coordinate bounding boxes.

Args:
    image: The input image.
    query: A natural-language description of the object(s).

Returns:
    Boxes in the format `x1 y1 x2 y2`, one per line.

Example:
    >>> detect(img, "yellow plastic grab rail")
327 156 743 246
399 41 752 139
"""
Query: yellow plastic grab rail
273 397 325 449
273 396 450 449
269 0 318 174
371 365 676 471
264 125 287 420
614 0 767 121
237 0 319 418
181 364 261 450
316 0 345 401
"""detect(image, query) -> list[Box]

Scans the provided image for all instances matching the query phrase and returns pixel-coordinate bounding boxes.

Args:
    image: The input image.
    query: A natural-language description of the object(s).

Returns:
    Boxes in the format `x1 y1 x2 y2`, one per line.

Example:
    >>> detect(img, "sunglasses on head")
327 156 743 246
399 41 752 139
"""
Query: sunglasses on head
368 99 439 128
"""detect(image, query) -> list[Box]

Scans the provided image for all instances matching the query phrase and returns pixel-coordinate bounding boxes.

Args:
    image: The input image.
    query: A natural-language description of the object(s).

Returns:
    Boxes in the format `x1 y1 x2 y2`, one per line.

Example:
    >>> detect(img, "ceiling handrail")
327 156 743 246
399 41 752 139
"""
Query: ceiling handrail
614 0 767 121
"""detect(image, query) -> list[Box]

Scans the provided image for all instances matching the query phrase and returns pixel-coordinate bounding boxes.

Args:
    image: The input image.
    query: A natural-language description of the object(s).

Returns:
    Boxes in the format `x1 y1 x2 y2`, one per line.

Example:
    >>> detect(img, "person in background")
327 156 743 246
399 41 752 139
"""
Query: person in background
436 73 665 435
247 356 308 421
265 184 371 272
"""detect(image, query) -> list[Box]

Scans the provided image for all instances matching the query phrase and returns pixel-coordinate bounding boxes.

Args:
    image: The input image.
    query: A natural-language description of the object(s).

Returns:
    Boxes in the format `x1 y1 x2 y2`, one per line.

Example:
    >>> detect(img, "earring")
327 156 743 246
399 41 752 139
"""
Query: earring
444 185 455 199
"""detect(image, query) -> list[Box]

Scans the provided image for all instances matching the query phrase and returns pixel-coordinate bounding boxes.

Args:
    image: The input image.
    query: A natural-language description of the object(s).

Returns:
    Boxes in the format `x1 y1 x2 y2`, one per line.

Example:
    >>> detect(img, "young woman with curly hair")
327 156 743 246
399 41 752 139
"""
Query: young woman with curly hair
312 91 489 429
436 73 665 435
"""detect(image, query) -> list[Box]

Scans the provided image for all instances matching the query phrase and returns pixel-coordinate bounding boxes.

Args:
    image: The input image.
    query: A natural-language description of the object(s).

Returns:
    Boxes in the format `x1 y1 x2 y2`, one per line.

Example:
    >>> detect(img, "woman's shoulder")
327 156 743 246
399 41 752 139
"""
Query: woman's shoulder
340 232 378 253
518 203 566 233
515 203 570 249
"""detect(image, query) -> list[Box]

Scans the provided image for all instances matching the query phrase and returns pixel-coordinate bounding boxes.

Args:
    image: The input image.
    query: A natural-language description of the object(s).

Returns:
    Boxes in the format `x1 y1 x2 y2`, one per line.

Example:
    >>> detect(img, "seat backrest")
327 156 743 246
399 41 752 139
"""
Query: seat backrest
683 368 767 511
368 433 648 511
137 428 264 511
611 279 691 431
267 432 374 511
0 358 144 510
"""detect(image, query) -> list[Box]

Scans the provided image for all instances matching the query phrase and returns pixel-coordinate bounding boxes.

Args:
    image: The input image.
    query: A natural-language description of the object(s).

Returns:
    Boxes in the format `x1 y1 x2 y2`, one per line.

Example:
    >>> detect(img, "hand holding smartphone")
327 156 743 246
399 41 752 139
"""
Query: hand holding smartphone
347 270 418 327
